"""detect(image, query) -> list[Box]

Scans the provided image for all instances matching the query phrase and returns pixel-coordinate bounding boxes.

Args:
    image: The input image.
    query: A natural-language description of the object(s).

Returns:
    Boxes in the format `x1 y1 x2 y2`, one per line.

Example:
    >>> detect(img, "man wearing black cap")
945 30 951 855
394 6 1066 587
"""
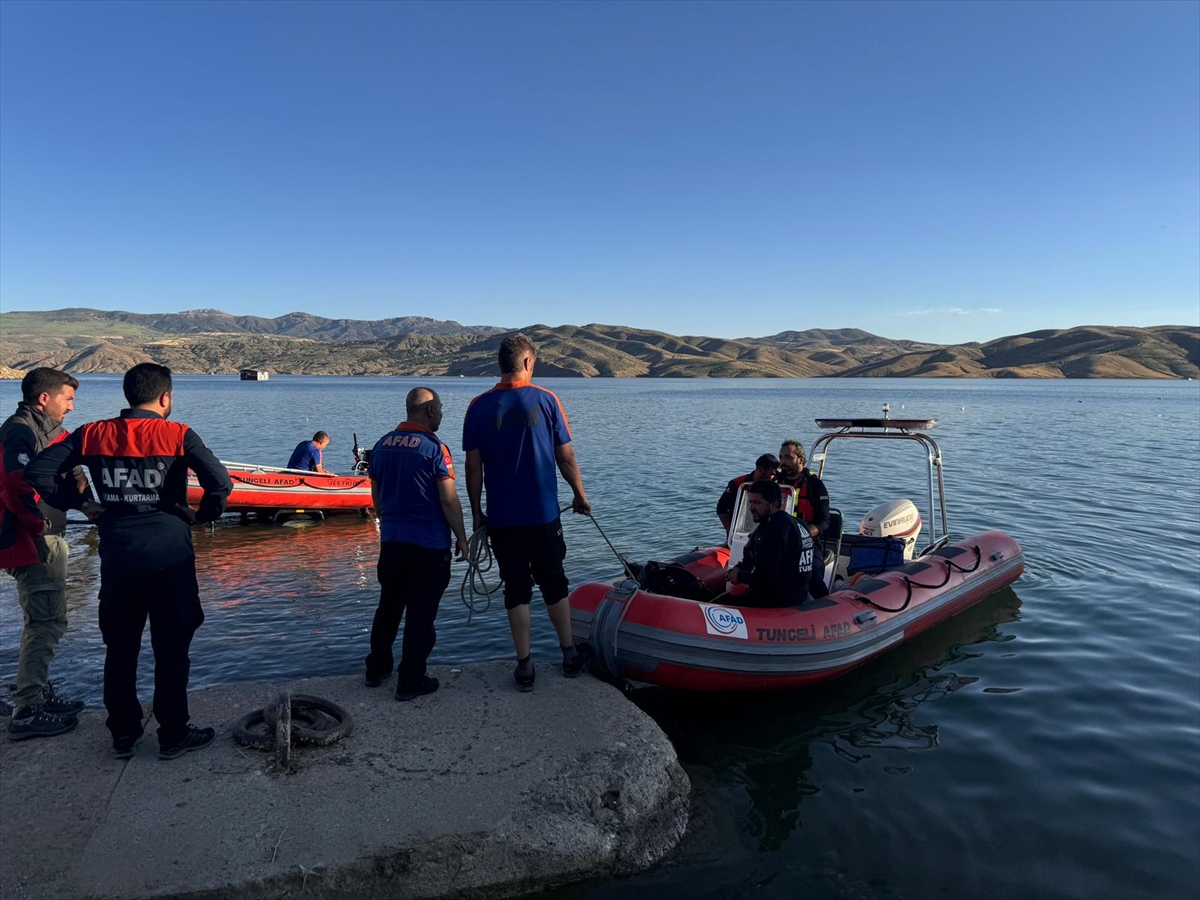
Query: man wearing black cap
716 453 780 535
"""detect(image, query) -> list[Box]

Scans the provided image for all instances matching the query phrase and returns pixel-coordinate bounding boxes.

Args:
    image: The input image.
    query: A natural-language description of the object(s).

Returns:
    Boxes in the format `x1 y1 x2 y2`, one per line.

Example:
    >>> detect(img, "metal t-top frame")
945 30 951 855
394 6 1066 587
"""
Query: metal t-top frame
810 404 950 556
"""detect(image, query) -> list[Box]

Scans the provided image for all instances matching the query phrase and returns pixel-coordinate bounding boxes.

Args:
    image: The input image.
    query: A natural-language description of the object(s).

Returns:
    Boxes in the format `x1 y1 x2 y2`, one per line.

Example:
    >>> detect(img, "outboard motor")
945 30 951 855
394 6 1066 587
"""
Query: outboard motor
860 499 922 561
351 432 371 475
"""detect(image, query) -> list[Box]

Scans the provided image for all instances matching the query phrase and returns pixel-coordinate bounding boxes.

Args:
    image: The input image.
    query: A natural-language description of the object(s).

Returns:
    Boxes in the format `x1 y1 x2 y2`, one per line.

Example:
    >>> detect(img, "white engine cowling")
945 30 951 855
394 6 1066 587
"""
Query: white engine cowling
860 499 922 560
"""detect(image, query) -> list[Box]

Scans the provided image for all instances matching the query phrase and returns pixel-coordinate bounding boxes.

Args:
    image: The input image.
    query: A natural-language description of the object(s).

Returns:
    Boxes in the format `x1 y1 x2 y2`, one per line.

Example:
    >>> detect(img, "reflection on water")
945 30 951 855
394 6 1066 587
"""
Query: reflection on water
1 517 389 701
538 590 1024 899
641 590 1021 855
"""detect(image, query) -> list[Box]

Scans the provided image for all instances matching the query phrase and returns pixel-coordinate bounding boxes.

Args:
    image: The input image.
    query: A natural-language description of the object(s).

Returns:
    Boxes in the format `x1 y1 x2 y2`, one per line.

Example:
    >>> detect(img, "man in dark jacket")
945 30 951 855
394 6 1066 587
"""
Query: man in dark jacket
716 453 780 534
776 438 831 595
0 368 85 739
774 439 830 541
727 480 813 608
26 363 232 760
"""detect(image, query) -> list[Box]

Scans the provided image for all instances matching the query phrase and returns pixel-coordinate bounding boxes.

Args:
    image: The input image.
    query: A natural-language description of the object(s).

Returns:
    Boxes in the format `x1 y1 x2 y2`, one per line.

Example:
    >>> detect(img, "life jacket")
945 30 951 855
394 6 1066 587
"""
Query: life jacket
776 469 817 525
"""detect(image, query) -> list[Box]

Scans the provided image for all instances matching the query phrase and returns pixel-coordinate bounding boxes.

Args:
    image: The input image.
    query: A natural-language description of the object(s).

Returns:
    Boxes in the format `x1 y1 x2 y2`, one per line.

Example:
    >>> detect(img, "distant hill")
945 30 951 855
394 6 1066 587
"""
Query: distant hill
0 308 503 342
837 326 1199 379
0 308 1196 379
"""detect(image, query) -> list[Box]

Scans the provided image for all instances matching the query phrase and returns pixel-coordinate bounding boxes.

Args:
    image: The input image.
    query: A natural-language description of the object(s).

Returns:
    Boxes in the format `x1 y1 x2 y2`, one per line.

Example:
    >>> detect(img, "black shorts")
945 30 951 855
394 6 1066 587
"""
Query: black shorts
488 517 568 609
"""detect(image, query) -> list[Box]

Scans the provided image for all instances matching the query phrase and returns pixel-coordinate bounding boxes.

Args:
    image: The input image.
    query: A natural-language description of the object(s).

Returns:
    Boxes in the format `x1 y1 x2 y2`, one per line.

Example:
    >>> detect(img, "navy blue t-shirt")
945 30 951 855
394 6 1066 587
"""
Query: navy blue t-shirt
287 441 322 471
462 381 572 527
370 423 454 549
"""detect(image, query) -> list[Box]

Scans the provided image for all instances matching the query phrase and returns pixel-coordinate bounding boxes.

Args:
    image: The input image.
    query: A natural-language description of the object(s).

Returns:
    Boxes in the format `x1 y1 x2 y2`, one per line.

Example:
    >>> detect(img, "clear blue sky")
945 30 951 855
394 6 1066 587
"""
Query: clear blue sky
1 0 1196 344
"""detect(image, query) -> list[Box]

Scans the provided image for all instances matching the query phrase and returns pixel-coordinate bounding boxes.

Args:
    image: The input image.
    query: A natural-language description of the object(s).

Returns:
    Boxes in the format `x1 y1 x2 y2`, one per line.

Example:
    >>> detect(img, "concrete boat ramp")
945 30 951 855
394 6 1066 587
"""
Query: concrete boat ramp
0 662 690 899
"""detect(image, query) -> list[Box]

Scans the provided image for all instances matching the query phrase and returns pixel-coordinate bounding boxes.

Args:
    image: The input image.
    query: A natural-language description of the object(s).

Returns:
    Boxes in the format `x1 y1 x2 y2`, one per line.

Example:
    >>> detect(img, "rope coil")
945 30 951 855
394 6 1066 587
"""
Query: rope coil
459 504 635 623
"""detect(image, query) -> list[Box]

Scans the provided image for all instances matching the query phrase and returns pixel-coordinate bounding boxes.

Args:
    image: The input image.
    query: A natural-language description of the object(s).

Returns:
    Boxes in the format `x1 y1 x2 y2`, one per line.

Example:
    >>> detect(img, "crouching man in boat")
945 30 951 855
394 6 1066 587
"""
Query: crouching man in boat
726 480 813 608
364 388 468 701
716 453 779 535
26 363 232 760
287 432 330 473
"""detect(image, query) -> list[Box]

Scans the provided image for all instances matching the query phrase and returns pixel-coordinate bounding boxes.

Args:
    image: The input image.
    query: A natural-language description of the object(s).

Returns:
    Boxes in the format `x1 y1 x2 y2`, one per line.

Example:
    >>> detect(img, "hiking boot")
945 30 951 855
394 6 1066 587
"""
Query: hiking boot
395 675 439 702
41 680 85 716
113 731 146 760
158 725 215 760
514 658 536 693
562 643 592 679
7 703 78 741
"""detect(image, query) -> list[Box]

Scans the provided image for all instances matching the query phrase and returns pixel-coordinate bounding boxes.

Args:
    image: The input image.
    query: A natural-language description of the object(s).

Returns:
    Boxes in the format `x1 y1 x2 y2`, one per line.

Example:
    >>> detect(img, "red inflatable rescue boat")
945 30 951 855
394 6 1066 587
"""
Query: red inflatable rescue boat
569 410 1025 691
187 462 372 516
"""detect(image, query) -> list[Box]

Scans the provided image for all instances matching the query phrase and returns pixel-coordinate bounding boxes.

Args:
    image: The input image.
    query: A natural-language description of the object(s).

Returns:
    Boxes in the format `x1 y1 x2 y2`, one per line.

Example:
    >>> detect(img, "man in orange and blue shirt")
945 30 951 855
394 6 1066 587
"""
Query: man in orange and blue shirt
462 334 591 692
365 387 467 701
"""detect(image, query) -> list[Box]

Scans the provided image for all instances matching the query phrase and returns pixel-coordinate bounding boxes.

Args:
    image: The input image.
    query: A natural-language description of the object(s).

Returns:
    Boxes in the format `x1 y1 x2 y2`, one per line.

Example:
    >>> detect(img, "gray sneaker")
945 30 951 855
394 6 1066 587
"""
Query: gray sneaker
7 703 78 741
159 725 215 760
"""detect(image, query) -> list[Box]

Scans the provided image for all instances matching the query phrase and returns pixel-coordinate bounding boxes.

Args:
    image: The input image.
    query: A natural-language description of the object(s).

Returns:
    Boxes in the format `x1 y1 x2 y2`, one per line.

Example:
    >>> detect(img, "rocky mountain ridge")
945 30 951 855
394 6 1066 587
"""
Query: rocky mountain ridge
1 309 1196 379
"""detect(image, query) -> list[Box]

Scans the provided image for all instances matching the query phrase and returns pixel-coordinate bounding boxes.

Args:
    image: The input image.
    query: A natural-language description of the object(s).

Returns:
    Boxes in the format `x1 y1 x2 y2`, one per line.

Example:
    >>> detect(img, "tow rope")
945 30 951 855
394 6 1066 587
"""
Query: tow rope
459 504 637 623
460 524 502 623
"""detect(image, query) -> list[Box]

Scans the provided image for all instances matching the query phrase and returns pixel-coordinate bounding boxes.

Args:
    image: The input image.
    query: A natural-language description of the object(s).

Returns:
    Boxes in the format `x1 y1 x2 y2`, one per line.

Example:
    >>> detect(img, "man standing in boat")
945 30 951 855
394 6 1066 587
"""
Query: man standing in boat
727 480 813 607
716 453 779 534
26 363 232 760
287 431 330 473
0 367 85 740
462 333 591 692
364 387 467 700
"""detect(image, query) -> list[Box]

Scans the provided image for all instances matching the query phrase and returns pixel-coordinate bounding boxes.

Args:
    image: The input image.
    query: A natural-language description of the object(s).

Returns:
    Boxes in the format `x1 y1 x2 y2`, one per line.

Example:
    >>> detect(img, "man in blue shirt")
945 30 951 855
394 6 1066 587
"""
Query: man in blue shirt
287 432 330 473
365 389 467 700
463 334 591 692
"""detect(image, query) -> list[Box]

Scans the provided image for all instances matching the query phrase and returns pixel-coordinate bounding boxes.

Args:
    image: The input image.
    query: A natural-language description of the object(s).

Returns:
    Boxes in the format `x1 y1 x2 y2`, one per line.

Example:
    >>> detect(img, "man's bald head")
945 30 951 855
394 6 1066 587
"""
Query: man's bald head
405 387 444 431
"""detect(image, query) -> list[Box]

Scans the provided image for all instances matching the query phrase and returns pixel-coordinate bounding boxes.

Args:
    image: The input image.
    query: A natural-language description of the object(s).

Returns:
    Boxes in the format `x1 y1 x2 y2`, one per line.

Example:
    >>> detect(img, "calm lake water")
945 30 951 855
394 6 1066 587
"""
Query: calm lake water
2 375 1198 900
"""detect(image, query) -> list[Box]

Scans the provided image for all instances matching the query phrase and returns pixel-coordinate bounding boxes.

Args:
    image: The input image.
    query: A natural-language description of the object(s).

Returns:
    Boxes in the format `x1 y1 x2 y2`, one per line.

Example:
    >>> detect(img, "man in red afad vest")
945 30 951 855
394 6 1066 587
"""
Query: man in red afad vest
775 438 831 596
26 363 231 760
0 367 85 740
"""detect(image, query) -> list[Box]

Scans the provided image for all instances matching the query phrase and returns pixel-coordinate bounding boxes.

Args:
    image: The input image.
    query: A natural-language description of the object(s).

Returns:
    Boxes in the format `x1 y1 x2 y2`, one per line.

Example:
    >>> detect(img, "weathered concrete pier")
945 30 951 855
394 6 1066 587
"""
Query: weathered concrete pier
0 662 689 899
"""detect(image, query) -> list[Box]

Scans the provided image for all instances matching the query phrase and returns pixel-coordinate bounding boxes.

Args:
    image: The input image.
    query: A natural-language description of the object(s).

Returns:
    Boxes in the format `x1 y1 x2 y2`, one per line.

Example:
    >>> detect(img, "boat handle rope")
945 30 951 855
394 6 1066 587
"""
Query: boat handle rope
854 544 982 614
227 471 370 491
459 503 637 625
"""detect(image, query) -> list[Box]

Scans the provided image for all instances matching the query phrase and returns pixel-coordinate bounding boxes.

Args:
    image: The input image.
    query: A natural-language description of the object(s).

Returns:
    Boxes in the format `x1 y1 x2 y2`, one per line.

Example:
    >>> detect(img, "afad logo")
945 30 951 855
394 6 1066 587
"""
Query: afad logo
701 604 748 640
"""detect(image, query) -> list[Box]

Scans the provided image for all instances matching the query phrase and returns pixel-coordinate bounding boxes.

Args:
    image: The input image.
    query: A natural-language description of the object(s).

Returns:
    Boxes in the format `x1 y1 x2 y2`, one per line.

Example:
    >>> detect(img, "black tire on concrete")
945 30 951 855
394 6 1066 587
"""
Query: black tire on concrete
263 693 353 746
232 709 275 750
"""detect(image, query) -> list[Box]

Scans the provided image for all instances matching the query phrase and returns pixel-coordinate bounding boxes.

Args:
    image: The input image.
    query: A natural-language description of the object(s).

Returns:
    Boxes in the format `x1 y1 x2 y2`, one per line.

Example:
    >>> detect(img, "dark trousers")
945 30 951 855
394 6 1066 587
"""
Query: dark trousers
98 558 203 745
489 518 569 610
366 541 451 688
